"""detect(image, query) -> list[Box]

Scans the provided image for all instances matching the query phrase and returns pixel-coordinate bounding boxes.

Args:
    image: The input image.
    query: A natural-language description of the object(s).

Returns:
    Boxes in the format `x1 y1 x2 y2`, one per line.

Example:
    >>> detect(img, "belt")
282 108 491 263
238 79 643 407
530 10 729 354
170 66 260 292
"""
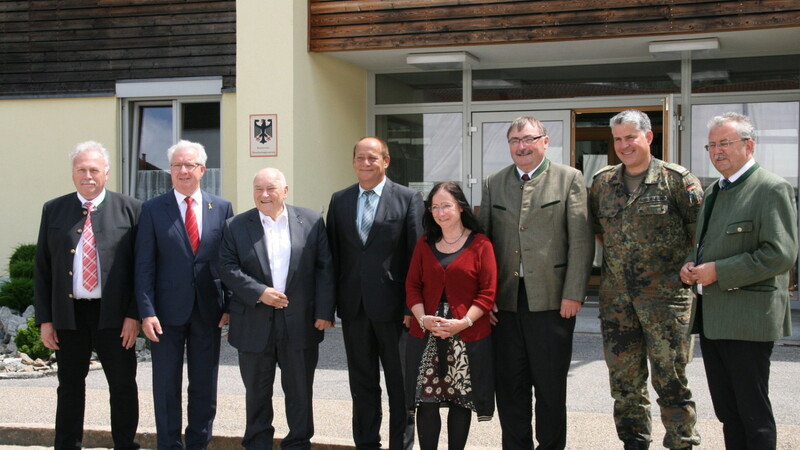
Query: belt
74 297 101 301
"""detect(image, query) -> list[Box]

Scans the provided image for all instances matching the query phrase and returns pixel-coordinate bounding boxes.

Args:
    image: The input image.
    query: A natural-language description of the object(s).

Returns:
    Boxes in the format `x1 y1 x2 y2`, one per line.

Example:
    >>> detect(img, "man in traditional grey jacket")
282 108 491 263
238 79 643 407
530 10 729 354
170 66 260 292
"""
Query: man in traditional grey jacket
478 116 594 449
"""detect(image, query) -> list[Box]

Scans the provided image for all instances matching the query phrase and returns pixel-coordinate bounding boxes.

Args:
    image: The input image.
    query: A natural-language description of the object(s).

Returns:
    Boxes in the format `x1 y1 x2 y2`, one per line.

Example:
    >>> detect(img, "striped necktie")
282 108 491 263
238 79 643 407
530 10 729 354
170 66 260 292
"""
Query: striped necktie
81 202 98 292
360 190 375 244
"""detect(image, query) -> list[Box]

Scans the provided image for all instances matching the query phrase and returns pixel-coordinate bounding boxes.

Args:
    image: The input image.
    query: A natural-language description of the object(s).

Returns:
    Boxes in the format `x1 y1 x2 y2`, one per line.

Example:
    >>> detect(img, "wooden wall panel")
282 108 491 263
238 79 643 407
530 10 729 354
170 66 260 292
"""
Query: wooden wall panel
0 0 236 97
309 0 800 52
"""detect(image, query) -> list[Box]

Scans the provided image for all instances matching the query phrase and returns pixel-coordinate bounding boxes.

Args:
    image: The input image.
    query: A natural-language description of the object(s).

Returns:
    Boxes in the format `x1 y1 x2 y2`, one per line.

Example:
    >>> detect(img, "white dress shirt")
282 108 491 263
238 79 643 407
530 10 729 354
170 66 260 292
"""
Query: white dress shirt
73 189 106 299
174 188 203 240
260 207 291 294
357 177 386 230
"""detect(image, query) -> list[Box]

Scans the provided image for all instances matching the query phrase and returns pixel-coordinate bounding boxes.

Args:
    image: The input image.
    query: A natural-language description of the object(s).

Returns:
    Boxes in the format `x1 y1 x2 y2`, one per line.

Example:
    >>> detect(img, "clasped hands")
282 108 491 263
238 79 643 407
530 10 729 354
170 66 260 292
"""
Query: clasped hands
680 261 718 287
420 315 469 339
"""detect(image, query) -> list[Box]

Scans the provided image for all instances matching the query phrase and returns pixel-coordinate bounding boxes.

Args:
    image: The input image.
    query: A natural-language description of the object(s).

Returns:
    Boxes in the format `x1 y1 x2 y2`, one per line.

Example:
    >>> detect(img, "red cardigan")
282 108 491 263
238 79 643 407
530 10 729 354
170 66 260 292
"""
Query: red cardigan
405 233 497 341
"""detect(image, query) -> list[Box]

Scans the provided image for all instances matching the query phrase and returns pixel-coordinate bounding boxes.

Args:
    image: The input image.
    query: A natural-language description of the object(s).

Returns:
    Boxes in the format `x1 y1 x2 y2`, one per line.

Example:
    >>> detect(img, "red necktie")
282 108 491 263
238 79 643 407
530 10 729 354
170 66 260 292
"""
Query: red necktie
81 202 98 292
184 197 200 254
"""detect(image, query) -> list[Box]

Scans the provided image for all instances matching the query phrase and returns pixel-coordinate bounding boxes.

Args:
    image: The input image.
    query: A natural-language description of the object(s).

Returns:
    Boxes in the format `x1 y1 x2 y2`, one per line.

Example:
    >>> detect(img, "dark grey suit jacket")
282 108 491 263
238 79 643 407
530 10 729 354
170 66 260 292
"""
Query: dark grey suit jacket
326 178 424 322
35 190 142 329
219 205 335 351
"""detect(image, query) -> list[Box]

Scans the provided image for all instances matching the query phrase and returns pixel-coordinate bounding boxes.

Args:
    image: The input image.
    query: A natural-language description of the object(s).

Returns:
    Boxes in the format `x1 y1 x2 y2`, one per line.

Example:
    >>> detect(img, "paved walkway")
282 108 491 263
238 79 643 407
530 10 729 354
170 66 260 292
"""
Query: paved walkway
1 301 799 449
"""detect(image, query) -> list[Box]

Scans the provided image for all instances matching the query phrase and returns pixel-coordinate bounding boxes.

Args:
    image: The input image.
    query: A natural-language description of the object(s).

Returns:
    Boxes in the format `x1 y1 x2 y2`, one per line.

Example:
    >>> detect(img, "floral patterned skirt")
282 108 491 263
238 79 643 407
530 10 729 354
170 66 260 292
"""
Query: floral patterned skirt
407 302 494 421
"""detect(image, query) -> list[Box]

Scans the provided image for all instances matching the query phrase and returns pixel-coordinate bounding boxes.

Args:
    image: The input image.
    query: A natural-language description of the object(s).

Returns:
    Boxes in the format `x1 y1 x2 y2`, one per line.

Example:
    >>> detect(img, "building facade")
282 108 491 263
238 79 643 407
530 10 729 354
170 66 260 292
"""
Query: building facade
1 1 798 276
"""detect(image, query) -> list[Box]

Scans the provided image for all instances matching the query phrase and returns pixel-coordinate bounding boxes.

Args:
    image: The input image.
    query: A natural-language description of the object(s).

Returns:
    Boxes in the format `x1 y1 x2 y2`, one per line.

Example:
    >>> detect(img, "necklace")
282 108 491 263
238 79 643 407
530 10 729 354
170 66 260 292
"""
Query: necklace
441 227 466 245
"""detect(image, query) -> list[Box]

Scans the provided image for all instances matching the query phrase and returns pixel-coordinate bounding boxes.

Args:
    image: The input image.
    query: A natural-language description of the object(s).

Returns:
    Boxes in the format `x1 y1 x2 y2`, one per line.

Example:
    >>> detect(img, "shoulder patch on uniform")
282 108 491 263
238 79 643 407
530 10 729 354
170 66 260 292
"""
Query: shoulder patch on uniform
592 165 615 178
664 162 689 176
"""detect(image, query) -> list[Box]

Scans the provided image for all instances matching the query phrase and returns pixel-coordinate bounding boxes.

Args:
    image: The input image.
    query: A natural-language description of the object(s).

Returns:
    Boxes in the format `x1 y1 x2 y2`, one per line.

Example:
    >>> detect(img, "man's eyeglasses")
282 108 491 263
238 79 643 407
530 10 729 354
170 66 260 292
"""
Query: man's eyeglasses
704 138 748 152
429 203 456 213
170 163 202 171
508 135 545 146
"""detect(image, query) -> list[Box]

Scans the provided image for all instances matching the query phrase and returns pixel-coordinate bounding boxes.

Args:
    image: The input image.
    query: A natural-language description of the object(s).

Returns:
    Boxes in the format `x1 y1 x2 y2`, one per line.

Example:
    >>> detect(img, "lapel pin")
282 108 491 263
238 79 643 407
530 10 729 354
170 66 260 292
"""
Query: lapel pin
208 203 213 209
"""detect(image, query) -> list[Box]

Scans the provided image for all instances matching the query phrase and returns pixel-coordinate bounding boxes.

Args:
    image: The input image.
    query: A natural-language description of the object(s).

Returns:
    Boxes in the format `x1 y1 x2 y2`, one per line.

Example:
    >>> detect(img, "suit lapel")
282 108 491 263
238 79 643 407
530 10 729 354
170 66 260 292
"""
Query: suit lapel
364 179 391 247
91 193 113 284
247 209 273 286
285 205 303 289
344 185 362 245
164 191 193 256
199 192 216 257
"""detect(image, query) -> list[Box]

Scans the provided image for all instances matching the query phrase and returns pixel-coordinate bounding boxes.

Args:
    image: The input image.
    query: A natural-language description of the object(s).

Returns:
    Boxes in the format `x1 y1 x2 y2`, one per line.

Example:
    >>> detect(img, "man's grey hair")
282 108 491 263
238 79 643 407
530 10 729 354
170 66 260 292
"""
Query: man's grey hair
167 140 208 165
507 116 548 138
707 112 757 142
254 168 287 187
70 141 110 171
609 110 652 133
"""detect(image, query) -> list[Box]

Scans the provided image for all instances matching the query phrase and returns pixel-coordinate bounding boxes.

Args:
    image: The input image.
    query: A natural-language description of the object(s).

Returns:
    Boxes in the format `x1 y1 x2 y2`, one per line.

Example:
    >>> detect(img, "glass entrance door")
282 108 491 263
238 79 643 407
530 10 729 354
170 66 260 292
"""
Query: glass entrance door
470 110 571 207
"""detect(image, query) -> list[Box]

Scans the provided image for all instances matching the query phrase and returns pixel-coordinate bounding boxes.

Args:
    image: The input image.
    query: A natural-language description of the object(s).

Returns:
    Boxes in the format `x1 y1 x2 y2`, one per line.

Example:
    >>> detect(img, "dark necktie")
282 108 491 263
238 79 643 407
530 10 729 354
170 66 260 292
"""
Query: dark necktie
184 197 200 254
521 173 531 182
720 178 731 190
81 202 98 292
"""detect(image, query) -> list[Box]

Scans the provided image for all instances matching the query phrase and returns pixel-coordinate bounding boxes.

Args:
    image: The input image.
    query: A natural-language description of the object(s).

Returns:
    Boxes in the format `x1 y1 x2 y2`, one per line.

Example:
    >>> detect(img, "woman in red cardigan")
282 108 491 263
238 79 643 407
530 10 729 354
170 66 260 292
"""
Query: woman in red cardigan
405 181 497 450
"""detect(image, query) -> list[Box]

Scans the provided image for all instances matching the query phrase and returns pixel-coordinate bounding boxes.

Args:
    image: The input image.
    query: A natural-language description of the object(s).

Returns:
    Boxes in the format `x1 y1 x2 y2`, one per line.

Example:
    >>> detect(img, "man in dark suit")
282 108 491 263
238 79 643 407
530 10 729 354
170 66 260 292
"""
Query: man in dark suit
478 117 594 450
681 112 797 449
135 140 234 450
35 141 142 449
326 136 424 449
219 168 335 449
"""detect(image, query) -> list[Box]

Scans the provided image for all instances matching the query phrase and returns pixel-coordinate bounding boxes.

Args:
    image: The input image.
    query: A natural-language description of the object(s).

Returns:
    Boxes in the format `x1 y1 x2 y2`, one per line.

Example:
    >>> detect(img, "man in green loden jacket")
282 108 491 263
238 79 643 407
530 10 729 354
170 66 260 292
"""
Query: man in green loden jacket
681 112 798 449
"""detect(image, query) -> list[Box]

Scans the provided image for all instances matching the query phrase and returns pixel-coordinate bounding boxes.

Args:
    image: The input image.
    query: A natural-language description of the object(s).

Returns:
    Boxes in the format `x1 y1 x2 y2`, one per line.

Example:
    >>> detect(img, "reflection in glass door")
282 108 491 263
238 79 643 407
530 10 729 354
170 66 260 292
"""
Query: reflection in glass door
470 111 571 207
376 112 463 199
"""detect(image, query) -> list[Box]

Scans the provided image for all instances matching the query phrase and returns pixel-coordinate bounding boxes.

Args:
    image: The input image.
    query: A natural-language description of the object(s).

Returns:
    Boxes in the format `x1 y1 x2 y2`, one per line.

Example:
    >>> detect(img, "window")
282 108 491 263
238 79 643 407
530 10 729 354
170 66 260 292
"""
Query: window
118 78 222 200
691 102 799 189
376 113 463 196
124 100 221 200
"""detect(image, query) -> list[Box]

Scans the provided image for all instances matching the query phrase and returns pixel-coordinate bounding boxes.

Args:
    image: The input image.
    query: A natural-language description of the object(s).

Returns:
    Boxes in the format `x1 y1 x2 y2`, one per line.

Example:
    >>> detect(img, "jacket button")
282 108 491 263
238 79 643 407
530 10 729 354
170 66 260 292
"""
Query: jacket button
514 250 519 254
77 228 82 233
83 210 88 215
68 271 73 276
68 294 74 298
737 227 743 232
70 249 76 254
513 271 519 277
519 226 526 231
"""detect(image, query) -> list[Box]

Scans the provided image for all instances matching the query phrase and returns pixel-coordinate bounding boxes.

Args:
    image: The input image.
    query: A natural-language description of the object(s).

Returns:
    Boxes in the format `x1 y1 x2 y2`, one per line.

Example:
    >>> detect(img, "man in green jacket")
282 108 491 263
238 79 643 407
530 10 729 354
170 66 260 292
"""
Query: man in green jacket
681 112 797 449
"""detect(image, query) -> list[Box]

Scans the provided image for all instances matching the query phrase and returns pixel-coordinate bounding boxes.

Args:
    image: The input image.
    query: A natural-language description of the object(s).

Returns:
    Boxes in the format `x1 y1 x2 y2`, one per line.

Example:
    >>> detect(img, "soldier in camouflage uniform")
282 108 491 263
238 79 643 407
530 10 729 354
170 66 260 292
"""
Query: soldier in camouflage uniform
589 110 703 450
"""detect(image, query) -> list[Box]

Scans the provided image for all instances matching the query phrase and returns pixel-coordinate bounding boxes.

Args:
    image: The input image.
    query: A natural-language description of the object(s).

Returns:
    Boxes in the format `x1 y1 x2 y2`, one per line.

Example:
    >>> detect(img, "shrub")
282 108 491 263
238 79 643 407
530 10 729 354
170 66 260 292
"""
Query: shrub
9 244 36 267
15 317 54 361
9 259 34 279
0 278 34 312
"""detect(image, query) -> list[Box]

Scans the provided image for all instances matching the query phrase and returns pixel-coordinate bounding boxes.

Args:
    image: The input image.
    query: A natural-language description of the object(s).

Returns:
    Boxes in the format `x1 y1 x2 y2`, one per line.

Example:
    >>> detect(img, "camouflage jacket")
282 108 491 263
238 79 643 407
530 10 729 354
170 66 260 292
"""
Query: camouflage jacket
590 158 703 297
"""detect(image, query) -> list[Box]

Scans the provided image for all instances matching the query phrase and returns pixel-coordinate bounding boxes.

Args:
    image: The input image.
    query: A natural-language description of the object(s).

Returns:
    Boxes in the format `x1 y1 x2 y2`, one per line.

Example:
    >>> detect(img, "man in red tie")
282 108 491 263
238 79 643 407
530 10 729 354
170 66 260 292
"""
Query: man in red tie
135 140 234 449
35 141 142 449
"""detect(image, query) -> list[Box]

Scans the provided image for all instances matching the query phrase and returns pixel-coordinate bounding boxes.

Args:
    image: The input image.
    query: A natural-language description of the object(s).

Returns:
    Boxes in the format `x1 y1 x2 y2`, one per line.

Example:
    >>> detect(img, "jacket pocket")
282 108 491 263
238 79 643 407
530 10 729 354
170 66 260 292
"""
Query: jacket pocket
541 200 561 209
725 221 753 234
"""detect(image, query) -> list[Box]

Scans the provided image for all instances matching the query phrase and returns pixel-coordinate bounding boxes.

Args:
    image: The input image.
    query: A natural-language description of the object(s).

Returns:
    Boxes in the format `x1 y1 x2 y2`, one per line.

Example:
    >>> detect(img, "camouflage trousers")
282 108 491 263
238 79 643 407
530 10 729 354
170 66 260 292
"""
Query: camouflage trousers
599 292 701 449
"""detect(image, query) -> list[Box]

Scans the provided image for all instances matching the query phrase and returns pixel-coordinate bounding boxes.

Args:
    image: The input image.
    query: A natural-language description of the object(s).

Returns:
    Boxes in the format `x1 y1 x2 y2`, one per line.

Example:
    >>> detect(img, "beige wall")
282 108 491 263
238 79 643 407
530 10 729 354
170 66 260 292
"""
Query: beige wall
234 0 366 215
0 97 119 273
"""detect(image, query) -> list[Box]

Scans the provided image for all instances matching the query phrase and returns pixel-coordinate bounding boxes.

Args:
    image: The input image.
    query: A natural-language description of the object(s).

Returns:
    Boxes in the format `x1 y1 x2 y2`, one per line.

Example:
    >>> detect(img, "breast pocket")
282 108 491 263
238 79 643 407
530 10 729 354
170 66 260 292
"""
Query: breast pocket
722 220 754 256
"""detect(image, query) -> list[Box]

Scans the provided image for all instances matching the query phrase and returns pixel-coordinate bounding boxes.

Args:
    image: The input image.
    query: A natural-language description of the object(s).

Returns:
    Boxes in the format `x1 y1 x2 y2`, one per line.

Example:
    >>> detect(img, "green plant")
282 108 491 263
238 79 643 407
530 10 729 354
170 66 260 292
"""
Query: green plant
9 244 36 266
1 243 35 311
9 259 34 279
0 278 34 311
15 317 53 360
